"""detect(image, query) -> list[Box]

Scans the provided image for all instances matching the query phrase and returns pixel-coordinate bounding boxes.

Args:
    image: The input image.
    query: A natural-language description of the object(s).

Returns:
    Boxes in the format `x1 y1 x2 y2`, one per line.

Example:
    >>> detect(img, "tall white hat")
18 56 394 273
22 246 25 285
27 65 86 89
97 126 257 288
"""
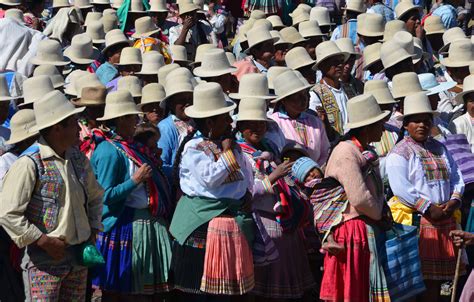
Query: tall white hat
267 66 290 90
193 49 237 78
335 38 361 59
299 20 325 38
395 0 422 20
136 51 165 75
5 109 39 145
439 27 467 53
149 0 168 12
271 70 312 103
75 0 94 9
401 91 439 119
245 26 278 53
86 20 106 44
84 11 102 27
229 73 275 99
424 15 446 36
266 15 285 30
64 33 100 64
157 63 180 85
279 26 307 45
364 80 398 104
285 46 316 70
33 64 65 88
314 40 350 69
97 90 142 121
380 40 414 71
343 0 367 13
102 29 130 54
237 98 270 122
363 42 382 70
380 20 407 42
137 83 166 110
391 72 426 99
185 82 236 118
116 47 142 66
132 16 161 38
102 13 119 33
345 94 390 129
455 74 474 105
357 13 384 37
441 39 473 68
30 40 71 66
21 76 55 106
117 75 142 97
309 7 334 26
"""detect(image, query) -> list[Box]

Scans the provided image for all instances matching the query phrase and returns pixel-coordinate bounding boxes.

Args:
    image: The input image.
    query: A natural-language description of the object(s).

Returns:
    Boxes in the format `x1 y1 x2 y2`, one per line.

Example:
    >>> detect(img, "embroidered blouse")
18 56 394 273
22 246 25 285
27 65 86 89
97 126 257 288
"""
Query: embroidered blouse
179 133 253 200
386 136 465 214
270 110 330 166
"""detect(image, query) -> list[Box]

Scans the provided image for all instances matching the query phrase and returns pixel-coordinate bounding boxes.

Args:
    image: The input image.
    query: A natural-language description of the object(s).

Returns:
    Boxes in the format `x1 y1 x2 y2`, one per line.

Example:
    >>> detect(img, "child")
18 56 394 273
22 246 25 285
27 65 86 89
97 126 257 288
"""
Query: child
292 156 345 255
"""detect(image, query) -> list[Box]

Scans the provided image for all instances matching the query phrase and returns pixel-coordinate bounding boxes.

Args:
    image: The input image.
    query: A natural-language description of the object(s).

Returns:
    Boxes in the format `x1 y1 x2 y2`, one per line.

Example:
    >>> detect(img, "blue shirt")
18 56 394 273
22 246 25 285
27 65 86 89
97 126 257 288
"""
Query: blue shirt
432 4 458 29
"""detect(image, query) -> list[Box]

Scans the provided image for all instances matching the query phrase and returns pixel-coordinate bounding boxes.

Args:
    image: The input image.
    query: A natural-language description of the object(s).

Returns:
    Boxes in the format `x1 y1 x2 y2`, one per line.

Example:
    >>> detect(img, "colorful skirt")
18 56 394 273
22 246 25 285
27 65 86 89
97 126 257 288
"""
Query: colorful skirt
252 213 315 299
93 207 172 294
200 217 255 295
419 216 459 280
245 0 279 14
320 218 371 302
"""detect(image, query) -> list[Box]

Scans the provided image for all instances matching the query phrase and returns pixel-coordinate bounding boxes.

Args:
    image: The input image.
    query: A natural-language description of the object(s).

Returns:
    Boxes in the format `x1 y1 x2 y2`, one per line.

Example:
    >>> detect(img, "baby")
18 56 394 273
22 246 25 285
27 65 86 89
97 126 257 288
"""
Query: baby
292 157 345 255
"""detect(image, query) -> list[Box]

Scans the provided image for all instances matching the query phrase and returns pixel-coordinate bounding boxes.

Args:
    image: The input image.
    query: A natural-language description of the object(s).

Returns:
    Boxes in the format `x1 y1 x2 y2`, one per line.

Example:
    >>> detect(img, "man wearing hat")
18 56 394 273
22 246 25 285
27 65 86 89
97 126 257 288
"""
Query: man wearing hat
169 1 217 61
0 90 103 301
149 0 177 37
330 0 366 44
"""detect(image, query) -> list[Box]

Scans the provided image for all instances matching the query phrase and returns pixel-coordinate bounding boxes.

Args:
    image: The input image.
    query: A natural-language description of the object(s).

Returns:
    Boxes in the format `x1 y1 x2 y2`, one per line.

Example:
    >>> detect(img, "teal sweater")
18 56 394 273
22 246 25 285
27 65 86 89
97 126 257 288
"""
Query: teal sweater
91 141 138 232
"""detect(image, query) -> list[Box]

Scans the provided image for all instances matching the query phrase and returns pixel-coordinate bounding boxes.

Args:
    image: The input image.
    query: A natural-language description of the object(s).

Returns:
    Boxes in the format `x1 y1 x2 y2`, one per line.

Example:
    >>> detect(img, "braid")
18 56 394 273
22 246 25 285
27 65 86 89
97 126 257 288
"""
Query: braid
171 128 198 199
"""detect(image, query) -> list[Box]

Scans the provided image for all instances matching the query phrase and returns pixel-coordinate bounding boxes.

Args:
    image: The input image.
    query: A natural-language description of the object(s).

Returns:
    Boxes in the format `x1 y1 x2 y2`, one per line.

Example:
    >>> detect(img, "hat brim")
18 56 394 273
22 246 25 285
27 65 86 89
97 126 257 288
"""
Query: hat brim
396 110 440 121
97 108 142 121
1 2 21 6
440 57 473 68
380 53 415 72
312 52 350 70
76 4 94 9
149 8 169 13
271 83 313 103
160 89 194 108
64 47 100 65
32 106 85 132
425 30 445 36
70 98 106 107
116 61 142 66
179 7 199 16
30 57 71 66
101 40 131 54
236 116 271 122
363 58 381 70
301 32 327 38
92 39 106 44
131 28 161 39
51 80 65 89
137 99 165 110
426 81 457 96
228 93 276 100
244 37 279 54
193 66 237 78
397 6 423 20
185 101 236 119
454 88 474 105
5 129 39 145
0 95 19 101
342 7 366 13
345 110 391 129
358 29 384 38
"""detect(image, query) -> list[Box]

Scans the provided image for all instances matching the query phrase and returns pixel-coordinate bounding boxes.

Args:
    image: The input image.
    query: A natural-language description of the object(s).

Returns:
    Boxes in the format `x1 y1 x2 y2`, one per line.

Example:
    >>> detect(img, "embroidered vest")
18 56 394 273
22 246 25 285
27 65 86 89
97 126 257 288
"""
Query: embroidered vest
312 83 344 134
23 145 88 234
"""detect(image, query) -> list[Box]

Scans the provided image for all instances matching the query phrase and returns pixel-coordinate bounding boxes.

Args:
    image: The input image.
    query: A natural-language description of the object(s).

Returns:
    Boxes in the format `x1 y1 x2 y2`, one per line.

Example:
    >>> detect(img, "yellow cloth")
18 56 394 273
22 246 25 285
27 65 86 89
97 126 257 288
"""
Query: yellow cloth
389 196 461 225
133 37 172 64
0 137 104 248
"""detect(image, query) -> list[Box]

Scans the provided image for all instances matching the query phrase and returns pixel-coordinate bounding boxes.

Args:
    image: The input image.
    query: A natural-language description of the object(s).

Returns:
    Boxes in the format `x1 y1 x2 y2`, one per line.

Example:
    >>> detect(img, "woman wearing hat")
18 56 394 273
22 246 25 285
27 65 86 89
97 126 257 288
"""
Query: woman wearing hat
450 74 474 152
193 48 238 94
387 92 465 301
320 94 390 301
148 0 177 37
236 97 316 300
96 29 131 85
336 38 364 98
395 0 423 39
131 16 172 64
105 47 142 91
91 90 173 299
271 70 330 165
330 0 366 44
168 82 256 298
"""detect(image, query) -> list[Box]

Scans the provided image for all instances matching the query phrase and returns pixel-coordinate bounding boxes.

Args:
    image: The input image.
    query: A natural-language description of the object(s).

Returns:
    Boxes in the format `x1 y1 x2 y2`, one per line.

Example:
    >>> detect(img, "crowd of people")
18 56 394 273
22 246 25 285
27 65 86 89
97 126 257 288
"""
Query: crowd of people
0 0 474 301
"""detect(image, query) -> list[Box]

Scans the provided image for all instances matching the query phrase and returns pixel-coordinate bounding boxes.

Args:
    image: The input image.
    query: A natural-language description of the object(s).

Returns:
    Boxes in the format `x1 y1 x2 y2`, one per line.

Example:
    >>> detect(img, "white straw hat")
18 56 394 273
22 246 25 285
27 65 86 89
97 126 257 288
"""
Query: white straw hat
280 26 307 45
161 75 194 108
245 26 278 53
0 0 21 6
229 73 275 99
393 31 423 64
149 0 168 12
132 16 161 38
136 51 165 75
73 73 105 97
167 67 198 87
364 80 398 104
33 64 65 88
84 11 102 27
5 109 39 145
237 98 270 121
418 73 456 96
249 9 266 20
33 90 85 131
380 40 414 71
291 10 310 26
129 0 147 13
441 39 473 68
52 0 72 9
343 0 367 13
191 43 217 66
439 27 467 53
86 20 106 44
157 63 180 85
299 20 325 38
30 40 71 66
0 74 18 101
391 72 426 99
170 44 191 64
309 7 334 26
285 46 316 70
314 40 350 69
253 19 273 31
295 3 312 13
270 30 293 48
345 94 390 129
335 38 361 59
5 8 24 24
267 66 290 90
117 75 142 97
455 74 474 105
102 29 130 54
424 15 446 35
137 83 166 110
266 15 285 30
380 19 407 42
63 70 87 95
401 91 439 119
357 13 384 37
70 86 107 107
363 42 382 70
117 47 142 66
64 33 100 64
102 13 119 33
97 90 141 121
193 49 237 78
22 76 55 106
179 2 199 15
395 0 422 20
271 70 312 103
185 82 236 118
103 8 116 15
75 0 94 9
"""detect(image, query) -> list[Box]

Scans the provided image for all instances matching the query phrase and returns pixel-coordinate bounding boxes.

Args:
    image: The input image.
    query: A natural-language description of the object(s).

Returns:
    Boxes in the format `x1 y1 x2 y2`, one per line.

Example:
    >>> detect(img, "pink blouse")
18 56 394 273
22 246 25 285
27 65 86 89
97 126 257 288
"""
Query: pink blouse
270 111 330 166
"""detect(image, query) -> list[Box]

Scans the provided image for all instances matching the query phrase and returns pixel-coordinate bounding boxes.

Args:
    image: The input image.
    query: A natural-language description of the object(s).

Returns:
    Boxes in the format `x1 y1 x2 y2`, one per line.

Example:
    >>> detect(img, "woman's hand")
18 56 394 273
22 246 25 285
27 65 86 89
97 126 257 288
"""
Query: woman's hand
268 160 293 184
450 230 474 247
426 204 447 221
132 163 153 184
441 199 460 217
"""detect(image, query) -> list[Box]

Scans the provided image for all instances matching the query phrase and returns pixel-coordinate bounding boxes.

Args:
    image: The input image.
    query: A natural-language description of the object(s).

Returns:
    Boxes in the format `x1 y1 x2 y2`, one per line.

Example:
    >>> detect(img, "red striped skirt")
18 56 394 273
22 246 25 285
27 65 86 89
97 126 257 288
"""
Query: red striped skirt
200 217 255 295
419 216 460 280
